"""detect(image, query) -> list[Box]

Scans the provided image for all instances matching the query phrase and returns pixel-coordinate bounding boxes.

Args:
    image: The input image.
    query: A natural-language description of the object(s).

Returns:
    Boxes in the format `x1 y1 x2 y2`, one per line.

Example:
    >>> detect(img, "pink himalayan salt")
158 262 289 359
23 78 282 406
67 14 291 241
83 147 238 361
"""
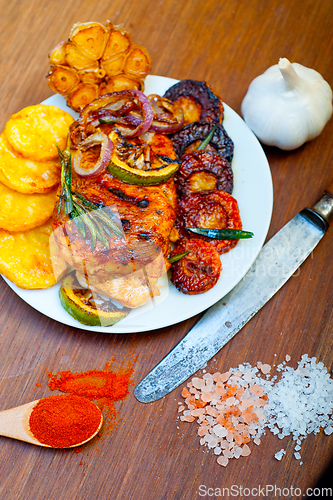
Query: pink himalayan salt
260 364 271 374
217 456 229 467
249 384 264 396
201 392 213 402
241 444 251 456
220 372 231 382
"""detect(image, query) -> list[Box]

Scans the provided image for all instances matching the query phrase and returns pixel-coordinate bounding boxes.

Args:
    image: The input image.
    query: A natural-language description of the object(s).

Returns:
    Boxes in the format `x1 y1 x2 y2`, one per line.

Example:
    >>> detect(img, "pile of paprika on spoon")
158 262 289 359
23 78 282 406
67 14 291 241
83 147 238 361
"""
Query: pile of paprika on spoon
29 394 102 448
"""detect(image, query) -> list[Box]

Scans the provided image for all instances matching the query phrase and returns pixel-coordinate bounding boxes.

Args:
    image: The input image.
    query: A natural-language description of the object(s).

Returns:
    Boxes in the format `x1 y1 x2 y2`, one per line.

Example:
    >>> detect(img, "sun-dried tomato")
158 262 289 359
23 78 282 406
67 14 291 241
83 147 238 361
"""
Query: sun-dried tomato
170 238 222 294
175 190 242 253
176 150 233 197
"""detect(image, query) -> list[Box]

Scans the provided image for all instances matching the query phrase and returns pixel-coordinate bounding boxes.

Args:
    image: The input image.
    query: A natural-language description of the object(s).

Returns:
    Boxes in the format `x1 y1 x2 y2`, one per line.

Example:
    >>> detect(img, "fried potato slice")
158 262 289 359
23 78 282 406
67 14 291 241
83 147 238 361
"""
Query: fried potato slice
0 181 58 232
4 105 74 161
0 219 56 289
0 134 60 194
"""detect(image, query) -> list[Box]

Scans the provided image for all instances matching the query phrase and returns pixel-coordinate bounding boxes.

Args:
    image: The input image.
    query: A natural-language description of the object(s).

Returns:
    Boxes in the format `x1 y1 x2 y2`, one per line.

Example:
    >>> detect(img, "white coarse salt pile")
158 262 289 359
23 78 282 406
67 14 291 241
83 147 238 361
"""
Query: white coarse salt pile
264 354 333 460
177 354 333 467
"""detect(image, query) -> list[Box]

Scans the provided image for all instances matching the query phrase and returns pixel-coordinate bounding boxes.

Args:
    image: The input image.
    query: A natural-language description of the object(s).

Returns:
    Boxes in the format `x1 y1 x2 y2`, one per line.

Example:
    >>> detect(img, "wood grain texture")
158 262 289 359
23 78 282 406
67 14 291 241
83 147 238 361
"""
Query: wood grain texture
0 0 332 498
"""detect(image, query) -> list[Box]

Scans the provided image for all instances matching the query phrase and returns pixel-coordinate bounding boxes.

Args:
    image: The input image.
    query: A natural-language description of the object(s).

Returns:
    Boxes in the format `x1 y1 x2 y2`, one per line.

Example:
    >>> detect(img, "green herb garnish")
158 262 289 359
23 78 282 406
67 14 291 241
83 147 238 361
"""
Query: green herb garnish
57 138 124 250
196 124 217 150
168 251 190 264
187 228 254 239
99 118 117 124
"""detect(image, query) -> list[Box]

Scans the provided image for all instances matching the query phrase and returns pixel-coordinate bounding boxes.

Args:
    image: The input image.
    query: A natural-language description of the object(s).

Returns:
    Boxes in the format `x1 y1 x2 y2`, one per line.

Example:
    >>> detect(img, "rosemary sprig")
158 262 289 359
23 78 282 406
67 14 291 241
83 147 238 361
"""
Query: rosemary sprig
57 139 124 250
57 138 73 215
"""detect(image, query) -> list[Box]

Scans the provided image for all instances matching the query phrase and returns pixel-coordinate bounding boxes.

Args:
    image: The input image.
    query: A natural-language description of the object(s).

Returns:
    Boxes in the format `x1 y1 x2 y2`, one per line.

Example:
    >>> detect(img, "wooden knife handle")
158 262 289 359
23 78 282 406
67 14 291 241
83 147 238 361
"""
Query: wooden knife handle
325 178 333 199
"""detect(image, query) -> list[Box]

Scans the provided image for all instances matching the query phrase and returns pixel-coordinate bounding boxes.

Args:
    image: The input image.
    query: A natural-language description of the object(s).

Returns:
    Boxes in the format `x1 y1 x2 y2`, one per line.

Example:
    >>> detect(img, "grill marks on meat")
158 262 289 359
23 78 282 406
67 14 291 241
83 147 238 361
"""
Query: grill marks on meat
52 171 177 270
108 187 150 209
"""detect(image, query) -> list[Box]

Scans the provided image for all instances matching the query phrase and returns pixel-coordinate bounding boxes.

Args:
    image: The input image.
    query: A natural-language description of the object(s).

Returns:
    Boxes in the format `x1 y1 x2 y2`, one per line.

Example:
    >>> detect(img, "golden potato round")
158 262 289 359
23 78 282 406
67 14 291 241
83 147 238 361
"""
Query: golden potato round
0 181 58 232
4 105 74 161
0 219 56 289
0 134 60 194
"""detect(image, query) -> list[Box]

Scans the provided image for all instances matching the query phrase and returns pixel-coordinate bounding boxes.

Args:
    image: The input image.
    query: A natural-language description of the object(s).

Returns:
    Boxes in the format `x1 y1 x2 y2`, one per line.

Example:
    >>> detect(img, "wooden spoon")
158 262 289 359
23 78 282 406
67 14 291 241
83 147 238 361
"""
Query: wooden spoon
0 399 103 448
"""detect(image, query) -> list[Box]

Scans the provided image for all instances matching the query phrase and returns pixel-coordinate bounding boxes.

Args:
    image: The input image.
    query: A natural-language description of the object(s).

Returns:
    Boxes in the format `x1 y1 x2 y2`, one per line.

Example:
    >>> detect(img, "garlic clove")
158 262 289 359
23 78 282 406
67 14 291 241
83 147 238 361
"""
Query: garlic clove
241 58 333 150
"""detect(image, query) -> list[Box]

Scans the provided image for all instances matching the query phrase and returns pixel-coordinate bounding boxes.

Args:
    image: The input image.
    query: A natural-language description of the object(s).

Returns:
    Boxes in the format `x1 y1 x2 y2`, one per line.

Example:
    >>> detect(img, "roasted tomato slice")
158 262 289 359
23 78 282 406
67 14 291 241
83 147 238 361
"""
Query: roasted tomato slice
170 122 234 162
164 80 223 125
176 190 242 254
176 151 233 197
170 238 221 294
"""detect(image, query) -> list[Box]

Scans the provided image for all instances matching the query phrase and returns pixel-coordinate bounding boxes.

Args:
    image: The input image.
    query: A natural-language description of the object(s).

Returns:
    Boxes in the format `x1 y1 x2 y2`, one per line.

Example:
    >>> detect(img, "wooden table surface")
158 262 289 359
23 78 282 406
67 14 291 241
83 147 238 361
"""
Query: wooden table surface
0 0 332 499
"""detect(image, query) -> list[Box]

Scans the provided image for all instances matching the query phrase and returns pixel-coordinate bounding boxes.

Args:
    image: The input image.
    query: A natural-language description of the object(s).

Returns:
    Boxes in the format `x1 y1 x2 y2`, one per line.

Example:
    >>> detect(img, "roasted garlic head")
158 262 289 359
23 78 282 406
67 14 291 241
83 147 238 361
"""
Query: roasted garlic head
47 21 152 112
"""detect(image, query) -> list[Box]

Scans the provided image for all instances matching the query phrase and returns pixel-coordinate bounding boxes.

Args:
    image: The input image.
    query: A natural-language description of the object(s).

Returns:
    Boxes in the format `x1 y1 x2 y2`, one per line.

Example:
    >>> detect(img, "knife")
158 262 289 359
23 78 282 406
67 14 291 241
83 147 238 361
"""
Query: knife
134 182 333 403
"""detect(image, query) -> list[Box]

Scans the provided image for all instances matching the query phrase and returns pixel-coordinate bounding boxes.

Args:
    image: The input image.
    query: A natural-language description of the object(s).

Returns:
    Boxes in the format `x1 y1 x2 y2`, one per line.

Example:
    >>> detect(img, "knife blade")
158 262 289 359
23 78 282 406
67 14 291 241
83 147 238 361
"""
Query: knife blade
134 186 333 403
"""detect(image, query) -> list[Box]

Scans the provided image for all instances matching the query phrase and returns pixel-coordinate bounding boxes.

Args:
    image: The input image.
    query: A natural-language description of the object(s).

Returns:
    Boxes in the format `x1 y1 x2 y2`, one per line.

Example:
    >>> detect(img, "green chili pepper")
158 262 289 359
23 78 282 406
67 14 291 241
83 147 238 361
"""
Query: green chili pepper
187 228 254 239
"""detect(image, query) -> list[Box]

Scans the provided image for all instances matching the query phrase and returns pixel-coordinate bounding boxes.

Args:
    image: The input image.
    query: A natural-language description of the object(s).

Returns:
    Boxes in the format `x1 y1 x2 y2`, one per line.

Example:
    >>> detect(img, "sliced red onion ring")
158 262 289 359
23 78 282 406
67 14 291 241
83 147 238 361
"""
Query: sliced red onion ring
79 90 153 140
90 109 143 129
115 90 153 138
148 95 184 133
79 92 133 138
72 132 113 177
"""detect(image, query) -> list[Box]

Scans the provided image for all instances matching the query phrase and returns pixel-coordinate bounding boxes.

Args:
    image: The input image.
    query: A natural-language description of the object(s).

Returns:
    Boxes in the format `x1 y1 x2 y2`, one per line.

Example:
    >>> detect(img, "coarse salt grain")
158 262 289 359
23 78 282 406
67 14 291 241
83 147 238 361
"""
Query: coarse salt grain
275 449 286 461
241 444 251 456
217 456 228 467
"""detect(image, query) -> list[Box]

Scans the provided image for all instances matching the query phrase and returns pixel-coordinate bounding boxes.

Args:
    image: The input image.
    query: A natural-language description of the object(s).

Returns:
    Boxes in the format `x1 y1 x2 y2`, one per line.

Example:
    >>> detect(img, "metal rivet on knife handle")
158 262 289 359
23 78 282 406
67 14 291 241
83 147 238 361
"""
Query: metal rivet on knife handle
311 180 333 224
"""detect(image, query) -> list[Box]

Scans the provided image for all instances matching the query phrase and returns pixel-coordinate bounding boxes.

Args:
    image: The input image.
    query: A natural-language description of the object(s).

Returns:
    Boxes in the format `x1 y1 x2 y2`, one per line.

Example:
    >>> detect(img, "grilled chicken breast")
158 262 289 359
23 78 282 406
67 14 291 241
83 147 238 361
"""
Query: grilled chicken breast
52 172 177 307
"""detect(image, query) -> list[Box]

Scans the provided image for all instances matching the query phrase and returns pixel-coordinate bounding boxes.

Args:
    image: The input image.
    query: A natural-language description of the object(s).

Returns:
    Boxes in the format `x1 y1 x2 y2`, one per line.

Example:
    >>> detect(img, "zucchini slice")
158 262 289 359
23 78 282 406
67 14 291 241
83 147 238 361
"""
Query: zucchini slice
59 272 130 326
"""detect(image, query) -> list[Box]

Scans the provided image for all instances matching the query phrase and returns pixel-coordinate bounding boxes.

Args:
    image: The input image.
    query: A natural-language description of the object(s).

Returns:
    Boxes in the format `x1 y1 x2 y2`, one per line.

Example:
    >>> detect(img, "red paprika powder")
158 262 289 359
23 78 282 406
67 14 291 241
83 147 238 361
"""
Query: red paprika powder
29 394 102 448
46 360 134 429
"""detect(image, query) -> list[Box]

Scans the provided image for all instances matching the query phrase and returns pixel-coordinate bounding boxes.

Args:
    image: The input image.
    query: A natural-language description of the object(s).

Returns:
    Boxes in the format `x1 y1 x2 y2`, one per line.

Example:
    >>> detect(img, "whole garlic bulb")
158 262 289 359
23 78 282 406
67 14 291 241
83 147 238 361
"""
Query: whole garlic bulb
241 58 333 150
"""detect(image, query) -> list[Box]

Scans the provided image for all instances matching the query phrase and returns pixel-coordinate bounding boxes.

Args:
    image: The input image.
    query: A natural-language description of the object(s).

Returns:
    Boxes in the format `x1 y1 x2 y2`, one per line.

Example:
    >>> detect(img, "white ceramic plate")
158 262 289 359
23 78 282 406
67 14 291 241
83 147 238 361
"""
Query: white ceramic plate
2 75 273 333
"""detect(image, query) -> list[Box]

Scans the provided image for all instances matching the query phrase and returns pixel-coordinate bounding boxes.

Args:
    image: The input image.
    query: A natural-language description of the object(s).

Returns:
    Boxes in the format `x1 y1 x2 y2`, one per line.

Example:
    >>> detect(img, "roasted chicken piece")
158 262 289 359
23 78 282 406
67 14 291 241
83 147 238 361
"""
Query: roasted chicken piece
52 172 177 307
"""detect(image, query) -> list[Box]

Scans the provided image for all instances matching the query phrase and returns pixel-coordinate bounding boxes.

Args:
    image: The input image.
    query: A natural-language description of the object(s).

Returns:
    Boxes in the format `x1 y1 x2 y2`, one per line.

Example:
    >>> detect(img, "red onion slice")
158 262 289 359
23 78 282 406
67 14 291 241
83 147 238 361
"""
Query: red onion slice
148 95 184 134
115 90 154 138
78 90 154 140
72 132 113 177
90 109 143 129
79 93 133 139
